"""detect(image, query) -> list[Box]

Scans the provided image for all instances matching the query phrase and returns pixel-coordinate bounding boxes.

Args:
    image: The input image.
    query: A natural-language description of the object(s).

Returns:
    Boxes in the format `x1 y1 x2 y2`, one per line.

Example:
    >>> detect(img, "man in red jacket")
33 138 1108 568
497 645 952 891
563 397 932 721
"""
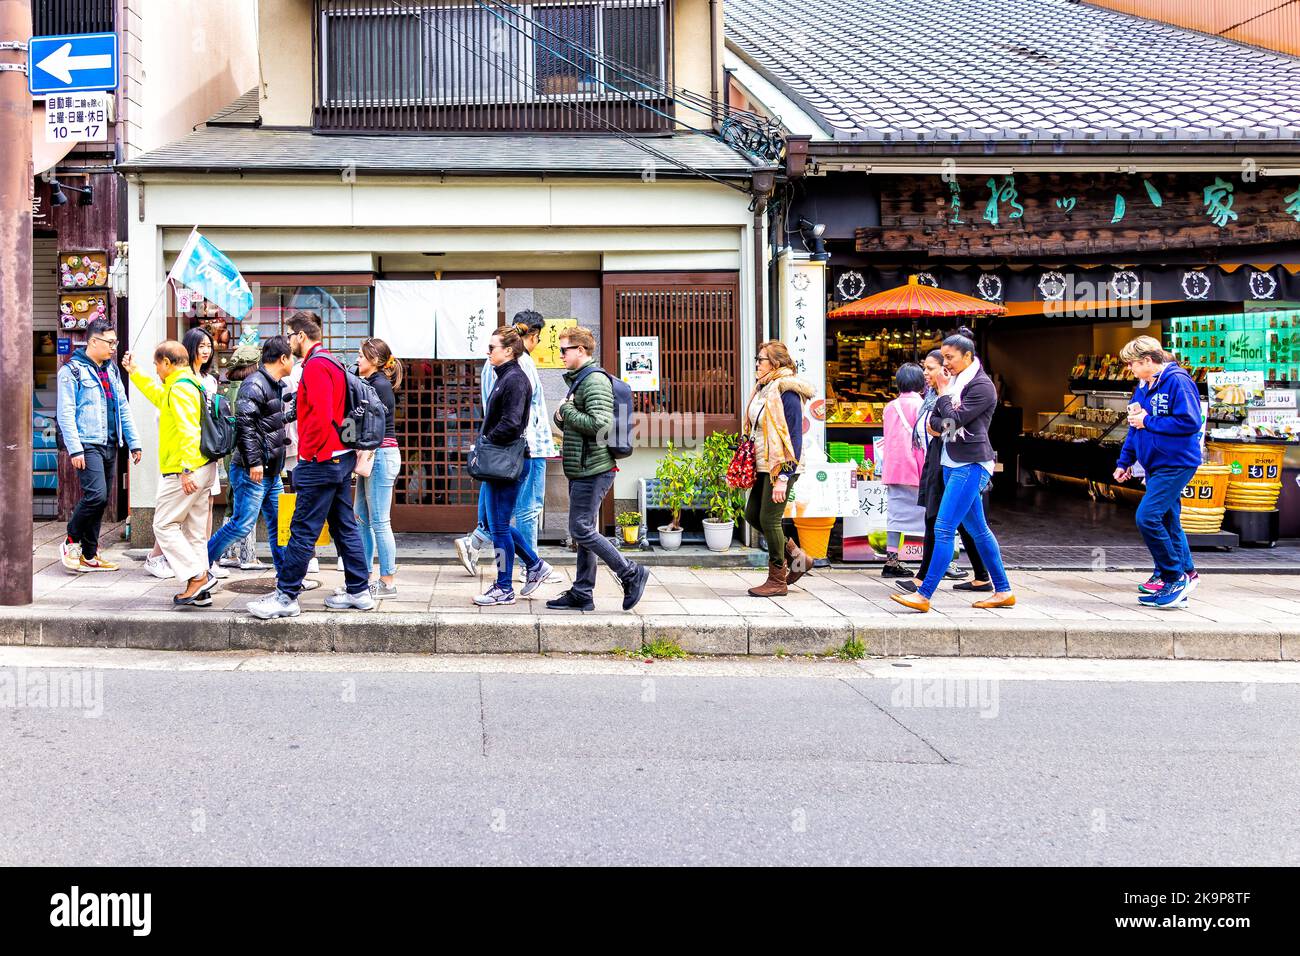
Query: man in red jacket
247 312 373 619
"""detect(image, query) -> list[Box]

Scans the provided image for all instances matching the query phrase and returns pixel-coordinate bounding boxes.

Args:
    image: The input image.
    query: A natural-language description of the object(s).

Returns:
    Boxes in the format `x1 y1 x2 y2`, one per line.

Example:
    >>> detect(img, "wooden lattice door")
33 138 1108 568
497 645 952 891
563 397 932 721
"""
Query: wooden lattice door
392 359 484 532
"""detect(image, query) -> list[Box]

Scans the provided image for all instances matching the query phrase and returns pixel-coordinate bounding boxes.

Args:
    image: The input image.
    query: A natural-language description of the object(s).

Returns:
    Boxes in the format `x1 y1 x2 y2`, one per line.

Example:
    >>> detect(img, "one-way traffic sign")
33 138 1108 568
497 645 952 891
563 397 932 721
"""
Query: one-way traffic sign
27 32 118 95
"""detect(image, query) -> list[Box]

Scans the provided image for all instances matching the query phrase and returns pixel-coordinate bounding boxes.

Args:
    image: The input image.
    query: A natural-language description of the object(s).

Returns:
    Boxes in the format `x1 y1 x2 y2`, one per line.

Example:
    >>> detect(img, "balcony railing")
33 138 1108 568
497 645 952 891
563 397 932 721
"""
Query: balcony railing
32 0 114 35
312 0 674 133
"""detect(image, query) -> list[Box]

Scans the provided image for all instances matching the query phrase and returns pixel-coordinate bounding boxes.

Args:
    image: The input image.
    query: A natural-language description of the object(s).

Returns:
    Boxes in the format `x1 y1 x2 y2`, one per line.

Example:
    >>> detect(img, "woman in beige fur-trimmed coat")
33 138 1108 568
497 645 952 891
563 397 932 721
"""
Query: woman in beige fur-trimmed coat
741 340 816 597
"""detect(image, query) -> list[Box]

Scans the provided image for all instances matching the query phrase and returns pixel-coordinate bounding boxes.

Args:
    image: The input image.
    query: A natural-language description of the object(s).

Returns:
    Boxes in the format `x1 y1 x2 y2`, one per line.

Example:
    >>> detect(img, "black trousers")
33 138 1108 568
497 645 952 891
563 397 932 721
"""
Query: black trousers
917 510 989 583
66 443 115 559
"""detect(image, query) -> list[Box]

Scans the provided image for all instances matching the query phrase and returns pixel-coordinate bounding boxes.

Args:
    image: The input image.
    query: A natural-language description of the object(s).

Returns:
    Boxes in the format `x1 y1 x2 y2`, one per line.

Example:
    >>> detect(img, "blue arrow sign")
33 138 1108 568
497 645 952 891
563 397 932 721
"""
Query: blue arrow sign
28 33 118 95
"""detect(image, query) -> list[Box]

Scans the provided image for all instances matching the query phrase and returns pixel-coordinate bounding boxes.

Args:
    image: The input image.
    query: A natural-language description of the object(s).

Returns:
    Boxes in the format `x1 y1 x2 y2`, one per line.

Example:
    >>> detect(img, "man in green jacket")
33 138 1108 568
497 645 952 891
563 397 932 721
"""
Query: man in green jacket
546 326 648 612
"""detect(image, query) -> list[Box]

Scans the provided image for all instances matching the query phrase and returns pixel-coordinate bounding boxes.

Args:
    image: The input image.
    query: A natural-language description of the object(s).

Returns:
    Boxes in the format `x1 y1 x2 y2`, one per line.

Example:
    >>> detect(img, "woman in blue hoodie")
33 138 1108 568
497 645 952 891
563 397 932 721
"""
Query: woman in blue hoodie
1113 336 1204 610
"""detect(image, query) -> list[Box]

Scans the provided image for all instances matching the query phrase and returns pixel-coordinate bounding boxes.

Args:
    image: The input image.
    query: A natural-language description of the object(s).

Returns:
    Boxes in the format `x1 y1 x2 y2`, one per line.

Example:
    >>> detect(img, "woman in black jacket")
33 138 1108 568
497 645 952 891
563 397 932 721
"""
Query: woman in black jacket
891 330 1015 612
473 327 551 607
895 348 992 596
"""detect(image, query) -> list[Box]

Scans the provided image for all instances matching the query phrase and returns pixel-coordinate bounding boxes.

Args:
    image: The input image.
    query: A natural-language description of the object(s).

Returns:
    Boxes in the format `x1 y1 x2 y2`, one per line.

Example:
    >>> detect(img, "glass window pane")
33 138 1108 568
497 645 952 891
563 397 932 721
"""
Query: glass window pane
603 5 661 92
252 285 372 357
535 5 597 95
326 13 422 103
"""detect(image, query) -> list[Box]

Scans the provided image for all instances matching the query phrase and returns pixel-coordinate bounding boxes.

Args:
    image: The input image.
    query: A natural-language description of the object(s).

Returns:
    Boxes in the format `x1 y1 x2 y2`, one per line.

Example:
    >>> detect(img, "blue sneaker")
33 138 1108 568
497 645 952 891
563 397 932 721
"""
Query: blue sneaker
1151 575 1190 610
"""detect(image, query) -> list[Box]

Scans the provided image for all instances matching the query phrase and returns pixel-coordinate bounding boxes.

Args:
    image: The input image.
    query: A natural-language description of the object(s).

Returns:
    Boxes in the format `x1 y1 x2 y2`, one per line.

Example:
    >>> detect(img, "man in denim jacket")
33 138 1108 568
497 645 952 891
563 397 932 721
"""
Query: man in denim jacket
55 318 141 572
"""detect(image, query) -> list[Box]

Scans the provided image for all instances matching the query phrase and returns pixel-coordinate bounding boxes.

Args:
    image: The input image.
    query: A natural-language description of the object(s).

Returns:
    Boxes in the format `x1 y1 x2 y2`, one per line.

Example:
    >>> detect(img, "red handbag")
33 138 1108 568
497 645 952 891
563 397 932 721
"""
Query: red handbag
726 436 757 489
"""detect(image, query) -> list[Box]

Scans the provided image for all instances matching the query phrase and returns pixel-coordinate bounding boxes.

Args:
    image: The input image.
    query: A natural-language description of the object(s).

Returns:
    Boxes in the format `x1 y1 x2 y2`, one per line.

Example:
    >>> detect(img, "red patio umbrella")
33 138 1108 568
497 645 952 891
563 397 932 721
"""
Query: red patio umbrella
828 275 1007 319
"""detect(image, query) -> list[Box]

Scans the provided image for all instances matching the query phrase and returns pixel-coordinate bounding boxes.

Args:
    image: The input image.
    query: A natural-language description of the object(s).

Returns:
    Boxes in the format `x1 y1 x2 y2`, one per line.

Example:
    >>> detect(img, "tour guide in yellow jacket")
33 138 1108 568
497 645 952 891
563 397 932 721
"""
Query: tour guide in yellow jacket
126 340 219 606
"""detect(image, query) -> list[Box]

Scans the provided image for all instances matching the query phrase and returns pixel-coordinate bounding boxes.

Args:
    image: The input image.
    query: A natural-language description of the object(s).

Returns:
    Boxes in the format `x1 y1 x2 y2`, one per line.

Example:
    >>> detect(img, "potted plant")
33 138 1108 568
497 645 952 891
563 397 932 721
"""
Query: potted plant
616 511 642 546
699 431 746 552
654 440 698 551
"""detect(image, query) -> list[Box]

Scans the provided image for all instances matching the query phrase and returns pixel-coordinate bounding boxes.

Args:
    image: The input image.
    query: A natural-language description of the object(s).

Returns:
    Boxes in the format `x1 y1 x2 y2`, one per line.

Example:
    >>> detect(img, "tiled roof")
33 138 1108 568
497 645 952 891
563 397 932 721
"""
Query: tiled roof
204 88 261 127
118 125 757 177
724 0 1300 143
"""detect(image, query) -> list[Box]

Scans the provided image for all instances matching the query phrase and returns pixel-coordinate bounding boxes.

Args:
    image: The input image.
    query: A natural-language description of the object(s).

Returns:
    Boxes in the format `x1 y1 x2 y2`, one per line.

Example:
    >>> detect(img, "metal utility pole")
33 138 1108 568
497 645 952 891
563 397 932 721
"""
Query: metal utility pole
0 0 33 605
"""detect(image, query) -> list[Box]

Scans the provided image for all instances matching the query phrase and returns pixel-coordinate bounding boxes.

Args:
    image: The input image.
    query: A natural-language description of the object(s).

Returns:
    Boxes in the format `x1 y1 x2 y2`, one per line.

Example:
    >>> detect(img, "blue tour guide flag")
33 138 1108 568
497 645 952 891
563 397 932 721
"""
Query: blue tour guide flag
168 228 254 319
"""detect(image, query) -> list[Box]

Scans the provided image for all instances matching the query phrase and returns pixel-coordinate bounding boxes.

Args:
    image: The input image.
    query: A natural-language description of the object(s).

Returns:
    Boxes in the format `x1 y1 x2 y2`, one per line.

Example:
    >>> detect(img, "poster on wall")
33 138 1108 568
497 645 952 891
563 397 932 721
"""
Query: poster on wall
534 318 578 369
779 254 827 454
435 279 498 360
619 336 660 391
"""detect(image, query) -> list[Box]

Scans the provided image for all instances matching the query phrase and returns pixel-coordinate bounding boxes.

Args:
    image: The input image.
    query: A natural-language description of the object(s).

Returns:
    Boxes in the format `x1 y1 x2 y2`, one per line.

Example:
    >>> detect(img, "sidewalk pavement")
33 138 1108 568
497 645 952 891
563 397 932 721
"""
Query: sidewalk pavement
12 520 1300 661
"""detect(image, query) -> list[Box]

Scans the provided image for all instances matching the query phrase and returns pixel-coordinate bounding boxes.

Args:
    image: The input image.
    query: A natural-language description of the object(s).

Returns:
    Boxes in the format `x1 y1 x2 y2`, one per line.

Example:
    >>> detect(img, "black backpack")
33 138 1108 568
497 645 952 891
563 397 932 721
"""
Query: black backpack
308 352 387 451
569 365 634 460
180 379 238 462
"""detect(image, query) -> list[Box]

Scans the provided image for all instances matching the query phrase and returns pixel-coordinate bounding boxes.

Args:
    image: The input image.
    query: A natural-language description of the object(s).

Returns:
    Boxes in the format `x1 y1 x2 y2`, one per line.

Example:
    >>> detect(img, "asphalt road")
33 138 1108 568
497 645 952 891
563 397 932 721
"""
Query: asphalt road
2 651 1299 866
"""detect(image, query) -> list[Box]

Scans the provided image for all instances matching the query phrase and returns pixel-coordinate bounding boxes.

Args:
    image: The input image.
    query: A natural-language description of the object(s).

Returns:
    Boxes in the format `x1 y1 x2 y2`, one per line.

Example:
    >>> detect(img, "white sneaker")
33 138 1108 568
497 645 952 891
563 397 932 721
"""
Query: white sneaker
473 583 516 606
209 562 230 580
454 535 480 576
324 589 376 611
144 553 172 579
239 558 269 571
218 556 242 568
246 591 300 620
307 557 320 574
60 538 82 572
336 557 345 571
300 579 321 592
521 560 554 597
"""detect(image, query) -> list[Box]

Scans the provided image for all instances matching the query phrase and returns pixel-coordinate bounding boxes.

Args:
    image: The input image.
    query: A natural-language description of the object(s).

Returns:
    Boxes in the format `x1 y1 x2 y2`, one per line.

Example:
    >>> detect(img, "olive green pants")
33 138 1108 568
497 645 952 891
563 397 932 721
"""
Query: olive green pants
745 473 798 566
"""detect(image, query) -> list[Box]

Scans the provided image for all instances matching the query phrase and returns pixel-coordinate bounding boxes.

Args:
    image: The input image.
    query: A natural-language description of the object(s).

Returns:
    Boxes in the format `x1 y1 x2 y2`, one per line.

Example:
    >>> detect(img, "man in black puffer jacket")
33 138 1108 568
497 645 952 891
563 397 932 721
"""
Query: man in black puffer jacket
206 336 295 574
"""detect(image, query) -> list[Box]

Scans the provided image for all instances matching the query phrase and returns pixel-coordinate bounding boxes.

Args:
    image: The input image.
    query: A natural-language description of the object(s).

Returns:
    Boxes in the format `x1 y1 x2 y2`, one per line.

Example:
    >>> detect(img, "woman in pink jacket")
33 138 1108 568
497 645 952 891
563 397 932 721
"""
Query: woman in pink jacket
880 363 928 578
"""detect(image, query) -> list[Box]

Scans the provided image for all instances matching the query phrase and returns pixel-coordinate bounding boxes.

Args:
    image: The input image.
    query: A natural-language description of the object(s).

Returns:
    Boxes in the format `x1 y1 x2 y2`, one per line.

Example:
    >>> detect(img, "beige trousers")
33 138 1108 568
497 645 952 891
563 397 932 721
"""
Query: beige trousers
153 462 216 582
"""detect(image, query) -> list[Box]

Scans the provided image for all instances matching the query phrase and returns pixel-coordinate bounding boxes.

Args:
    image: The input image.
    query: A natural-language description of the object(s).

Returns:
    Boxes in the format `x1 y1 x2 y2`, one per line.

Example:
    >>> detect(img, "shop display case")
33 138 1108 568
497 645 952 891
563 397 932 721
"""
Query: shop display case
1019 389 1135 487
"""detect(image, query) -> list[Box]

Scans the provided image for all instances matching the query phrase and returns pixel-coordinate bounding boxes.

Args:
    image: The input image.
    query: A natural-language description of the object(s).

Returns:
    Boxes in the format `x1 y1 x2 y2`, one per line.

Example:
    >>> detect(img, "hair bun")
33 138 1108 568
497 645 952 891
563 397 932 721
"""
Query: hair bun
957 326 975 338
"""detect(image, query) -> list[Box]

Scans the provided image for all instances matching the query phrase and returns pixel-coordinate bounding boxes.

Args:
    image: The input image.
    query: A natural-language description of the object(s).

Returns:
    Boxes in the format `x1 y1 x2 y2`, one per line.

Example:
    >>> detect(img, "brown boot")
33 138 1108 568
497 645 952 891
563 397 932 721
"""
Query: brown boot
784 540 811 586
748 563 789 597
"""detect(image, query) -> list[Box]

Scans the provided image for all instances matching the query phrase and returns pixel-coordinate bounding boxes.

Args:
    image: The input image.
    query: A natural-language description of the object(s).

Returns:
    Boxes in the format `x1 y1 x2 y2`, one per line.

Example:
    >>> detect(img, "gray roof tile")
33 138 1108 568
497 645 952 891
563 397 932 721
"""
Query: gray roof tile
725 0 1300 142
121 123 756 177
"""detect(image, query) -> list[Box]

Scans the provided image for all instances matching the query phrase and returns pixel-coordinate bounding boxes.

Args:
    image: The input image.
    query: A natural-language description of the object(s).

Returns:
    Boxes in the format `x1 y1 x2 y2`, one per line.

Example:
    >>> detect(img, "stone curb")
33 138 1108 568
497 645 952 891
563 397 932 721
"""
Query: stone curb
0 608 1297 661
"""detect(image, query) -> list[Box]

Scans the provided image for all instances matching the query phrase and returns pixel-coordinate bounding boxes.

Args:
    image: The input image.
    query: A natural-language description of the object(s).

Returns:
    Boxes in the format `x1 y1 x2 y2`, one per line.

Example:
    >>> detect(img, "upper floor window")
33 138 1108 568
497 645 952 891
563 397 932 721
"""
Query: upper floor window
314 0 672 133
32 0 114 36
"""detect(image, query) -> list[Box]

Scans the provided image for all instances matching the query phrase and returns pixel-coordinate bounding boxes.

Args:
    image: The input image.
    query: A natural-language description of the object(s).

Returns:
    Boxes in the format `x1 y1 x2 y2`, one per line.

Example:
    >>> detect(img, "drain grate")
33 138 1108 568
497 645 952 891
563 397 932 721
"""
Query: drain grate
221 577 281 594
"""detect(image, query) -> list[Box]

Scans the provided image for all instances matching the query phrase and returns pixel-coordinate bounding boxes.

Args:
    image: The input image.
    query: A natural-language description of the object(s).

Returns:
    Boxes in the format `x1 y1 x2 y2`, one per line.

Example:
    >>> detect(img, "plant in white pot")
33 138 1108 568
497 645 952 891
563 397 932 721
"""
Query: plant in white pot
653 441 698 551
700 431 746 552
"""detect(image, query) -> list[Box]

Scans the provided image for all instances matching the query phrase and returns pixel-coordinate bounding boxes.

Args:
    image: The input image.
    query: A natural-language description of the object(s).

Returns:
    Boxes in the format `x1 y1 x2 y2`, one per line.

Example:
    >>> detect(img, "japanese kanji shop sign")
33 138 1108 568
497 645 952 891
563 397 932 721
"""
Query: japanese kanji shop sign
779 255 827 452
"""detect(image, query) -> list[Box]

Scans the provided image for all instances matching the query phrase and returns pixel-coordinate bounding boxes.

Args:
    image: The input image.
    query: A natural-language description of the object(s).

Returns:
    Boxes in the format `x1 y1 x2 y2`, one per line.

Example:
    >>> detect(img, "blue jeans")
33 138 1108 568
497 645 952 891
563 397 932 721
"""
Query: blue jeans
483 477 542 592
919 463 1010 599
1136 465 1198 584
470 456 546 557
355 447 401 578
277 453 369 600
207 463 285 573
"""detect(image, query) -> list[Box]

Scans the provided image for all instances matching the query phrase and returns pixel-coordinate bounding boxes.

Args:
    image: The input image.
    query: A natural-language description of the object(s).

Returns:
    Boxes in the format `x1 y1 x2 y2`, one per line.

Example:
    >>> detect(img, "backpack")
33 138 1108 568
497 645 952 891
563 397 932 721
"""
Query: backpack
179 379 238 462
569 365 634 460
307 352 387 451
